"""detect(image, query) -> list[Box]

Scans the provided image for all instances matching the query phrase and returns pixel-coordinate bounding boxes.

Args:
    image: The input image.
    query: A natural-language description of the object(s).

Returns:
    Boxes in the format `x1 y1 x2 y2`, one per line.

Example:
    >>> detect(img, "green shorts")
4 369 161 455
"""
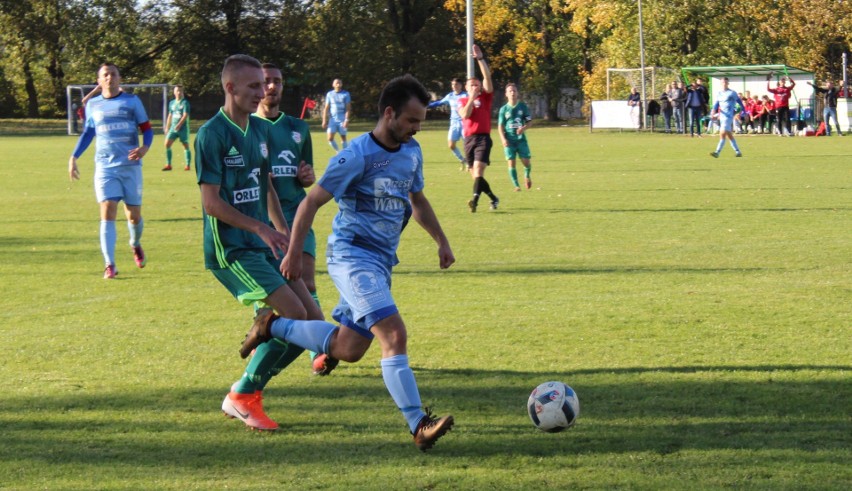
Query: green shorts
166 128 189 144
211 250 287 306
503 139 531 160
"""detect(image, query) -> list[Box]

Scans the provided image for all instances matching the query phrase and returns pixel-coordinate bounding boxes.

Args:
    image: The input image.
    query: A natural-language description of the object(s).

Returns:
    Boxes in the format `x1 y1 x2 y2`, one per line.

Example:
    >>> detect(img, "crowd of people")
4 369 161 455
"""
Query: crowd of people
655 76 848 137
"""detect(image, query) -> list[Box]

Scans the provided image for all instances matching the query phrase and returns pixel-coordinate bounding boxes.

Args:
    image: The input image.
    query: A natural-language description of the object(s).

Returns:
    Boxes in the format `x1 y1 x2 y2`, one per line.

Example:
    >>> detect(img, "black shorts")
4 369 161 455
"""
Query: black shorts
463 134 492 166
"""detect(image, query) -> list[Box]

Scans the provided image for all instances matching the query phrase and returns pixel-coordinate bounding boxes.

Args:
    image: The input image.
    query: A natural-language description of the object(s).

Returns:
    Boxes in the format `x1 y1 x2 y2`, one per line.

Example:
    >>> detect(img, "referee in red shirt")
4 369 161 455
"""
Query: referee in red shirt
458 45 500 213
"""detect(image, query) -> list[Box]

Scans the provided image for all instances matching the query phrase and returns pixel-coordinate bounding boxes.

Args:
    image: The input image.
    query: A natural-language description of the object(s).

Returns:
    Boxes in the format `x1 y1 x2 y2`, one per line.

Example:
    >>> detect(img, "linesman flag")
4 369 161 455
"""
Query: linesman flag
300 97 317 119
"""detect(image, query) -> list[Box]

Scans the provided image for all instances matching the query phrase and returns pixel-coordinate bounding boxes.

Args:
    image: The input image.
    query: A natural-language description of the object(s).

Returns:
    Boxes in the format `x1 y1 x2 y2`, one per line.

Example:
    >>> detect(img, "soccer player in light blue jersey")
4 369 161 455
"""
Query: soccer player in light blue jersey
68 63 154 279
710 77 744 158
427 77 467 168
322 78 351 151
240 74 456 451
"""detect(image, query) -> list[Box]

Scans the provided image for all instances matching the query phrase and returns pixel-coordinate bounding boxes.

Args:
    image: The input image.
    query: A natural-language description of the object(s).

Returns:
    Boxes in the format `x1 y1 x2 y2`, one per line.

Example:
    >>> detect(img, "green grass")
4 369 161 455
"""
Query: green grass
1 125 849 490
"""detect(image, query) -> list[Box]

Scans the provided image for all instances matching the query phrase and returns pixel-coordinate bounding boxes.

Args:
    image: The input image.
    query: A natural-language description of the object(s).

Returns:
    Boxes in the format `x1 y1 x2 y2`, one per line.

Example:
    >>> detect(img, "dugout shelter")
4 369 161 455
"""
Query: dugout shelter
681 64 816 125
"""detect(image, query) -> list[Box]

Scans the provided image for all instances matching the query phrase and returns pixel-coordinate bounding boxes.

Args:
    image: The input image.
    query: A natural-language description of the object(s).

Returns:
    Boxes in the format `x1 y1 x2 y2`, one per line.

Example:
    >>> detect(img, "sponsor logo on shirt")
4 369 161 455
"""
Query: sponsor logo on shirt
371 159 390 169
272 165 298 177
277 149 295 165
291 131 302 144
225 146 244 167
233 186 260 204
372 178 410 211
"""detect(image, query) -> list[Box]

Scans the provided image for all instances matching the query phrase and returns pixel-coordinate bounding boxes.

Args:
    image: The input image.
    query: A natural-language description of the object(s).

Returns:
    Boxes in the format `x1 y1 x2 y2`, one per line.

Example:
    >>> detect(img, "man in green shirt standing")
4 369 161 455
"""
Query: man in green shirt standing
163 85 191 171
252 62 338 376
195 54 322 431
497 83 533 191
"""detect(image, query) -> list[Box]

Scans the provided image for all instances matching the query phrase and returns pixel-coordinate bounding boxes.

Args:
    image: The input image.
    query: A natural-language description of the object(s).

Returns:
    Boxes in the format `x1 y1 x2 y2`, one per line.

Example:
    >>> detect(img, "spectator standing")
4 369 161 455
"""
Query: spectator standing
660 91 673 133
627 87 641 130
767 75 796 136
669 81 686 133
686 81 706 137
808 80 844 136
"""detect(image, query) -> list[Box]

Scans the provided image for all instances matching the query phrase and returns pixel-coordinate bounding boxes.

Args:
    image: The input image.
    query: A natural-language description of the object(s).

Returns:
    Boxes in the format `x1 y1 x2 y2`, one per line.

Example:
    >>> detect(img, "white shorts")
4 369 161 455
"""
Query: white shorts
94 165 143 205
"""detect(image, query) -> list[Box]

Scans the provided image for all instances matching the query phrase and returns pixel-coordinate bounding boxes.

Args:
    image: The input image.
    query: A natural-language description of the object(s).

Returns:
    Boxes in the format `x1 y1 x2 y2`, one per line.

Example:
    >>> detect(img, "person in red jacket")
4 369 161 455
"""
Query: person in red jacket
767 75 796 136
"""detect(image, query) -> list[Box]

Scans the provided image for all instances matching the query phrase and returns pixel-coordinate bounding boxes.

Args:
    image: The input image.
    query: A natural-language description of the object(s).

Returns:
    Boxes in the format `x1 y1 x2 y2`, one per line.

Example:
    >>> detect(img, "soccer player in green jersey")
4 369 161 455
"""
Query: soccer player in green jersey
253 62 338 376
163 85 191 171
195 54 323 431
497 83 533 191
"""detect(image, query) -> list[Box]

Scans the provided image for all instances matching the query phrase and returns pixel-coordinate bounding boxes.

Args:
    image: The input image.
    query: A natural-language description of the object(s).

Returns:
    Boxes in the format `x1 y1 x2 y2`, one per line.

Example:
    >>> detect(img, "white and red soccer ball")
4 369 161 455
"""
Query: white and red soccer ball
527 381 580 432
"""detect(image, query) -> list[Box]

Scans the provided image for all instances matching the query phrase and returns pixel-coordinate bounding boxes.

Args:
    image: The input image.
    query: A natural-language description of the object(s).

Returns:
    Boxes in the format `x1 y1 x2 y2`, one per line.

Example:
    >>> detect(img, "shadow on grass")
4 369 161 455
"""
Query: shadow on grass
2 364 849 468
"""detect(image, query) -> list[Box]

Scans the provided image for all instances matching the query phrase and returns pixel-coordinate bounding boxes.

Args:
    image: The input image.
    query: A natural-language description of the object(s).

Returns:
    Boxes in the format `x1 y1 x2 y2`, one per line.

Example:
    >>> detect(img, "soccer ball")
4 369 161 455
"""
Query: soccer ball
527 381 580 432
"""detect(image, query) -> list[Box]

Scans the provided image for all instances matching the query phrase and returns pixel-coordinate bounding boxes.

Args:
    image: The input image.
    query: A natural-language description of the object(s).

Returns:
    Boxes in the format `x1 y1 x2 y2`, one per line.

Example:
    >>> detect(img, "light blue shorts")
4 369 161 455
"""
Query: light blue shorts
327 255 395 339
327 119 348 136
719 115 734 133
95 165 143 205
448 122 463 143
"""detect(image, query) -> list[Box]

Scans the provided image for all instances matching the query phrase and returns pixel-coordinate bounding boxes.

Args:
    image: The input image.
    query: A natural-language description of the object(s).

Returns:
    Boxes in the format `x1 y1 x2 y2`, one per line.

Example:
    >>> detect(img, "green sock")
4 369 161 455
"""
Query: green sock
524 166 532 179
508 168 519 187
234 338 289 393
258 342 305 390
184 149 191 166
166 148 172 165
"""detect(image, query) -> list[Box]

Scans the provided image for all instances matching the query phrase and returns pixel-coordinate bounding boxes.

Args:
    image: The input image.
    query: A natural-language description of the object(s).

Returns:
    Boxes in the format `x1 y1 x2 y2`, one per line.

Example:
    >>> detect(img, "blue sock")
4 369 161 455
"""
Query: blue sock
715 141 724 154
342 140 348 149
100 220 116 265
270 318 337 354
127 219 143 247
451 147 464 162
381 354 425 433
329 141 339 151
730 139 740 153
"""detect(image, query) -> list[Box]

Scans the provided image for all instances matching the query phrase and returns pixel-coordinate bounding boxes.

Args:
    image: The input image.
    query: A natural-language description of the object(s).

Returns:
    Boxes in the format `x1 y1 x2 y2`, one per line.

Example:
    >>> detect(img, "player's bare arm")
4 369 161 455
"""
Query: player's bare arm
473 45 493 94
68 156 80 181
409 190 455 270
281 185 333 280
200 183 289 259
266 175 290 238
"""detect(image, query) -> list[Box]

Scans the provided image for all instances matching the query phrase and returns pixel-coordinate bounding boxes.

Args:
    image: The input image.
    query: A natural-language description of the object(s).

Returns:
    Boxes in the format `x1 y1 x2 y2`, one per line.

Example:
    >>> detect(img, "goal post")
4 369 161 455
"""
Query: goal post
65 83 170 136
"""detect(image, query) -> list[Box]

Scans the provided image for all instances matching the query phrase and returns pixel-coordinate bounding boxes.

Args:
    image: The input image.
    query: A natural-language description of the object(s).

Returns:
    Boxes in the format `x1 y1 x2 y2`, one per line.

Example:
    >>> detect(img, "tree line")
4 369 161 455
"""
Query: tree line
1 0 849 120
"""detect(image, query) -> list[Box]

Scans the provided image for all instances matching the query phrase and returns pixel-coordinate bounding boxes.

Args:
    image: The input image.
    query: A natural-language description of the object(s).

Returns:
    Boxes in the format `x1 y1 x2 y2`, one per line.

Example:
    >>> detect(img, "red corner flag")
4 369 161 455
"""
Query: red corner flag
300 97 317 119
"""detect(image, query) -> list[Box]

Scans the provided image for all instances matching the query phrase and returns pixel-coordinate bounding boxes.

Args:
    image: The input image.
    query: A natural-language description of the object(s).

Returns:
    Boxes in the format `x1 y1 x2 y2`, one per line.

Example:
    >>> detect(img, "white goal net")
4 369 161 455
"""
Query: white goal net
65 84 170 136
606 67 681 102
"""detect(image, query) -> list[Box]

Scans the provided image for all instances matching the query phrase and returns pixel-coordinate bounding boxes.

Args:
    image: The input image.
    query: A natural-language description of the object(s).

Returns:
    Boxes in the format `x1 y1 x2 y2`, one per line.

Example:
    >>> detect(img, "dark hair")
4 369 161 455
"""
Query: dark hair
99 62 119 73
378 74 429 116
261 62 280 71
452 77 464 85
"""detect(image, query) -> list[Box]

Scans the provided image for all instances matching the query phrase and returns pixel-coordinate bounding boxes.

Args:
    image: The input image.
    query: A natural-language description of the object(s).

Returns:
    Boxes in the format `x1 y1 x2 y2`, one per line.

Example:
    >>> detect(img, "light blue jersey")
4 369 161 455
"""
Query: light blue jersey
428 91 467 124
84 92 150 169
318 132 424 265
713 89 744 119
325 90 351 123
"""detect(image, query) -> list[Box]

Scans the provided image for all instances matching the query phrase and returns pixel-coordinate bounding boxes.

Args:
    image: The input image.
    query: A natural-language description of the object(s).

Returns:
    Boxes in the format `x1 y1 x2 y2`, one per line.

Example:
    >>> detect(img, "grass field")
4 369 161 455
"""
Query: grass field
1 121 850 490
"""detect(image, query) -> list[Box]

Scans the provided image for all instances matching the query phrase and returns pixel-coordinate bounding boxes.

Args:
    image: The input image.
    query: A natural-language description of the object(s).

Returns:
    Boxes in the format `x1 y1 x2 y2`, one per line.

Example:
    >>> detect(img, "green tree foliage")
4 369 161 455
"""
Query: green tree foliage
1 0 850 119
